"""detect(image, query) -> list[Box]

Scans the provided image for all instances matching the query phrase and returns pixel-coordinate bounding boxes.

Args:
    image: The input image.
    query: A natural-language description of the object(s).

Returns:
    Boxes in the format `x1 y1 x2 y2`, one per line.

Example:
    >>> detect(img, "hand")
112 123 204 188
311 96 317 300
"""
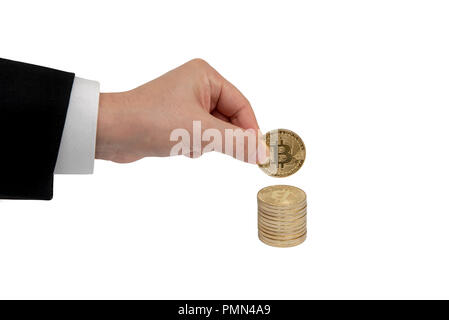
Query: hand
95 59 268 164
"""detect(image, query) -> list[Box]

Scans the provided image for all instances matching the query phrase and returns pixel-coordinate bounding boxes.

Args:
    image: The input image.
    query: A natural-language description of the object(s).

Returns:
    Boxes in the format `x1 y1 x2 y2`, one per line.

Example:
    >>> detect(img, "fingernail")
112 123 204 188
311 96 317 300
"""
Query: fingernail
257 138 270 164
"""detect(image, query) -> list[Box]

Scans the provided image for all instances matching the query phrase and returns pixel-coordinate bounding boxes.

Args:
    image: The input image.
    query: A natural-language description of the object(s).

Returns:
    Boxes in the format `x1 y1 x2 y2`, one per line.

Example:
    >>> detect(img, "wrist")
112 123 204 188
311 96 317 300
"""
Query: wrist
95 92 128 161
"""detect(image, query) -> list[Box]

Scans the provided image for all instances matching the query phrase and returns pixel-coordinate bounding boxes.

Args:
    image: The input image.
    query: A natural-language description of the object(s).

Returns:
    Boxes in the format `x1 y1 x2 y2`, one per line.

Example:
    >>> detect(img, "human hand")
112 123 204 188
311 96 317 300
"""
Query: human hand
95 59 268 164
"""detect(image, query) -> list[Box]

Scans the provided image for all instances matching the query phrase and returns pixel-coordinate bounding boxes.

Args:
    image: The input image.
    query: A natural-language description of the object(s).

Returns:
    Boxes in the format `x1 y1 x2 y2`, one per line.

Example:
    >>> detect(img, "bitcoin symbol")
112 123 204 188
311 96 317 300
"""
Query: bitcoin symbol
258 129 306 177
276 139 292 168
271 190 292 203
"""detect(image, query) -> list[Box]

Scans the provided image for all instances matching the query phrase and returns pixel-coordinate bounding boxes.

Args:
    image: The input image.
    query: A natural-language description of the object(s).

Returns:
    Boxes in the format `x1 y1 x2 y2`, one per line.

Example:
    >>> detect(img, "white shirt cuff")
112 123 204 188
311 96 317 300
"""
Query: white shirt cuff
54 77 100 174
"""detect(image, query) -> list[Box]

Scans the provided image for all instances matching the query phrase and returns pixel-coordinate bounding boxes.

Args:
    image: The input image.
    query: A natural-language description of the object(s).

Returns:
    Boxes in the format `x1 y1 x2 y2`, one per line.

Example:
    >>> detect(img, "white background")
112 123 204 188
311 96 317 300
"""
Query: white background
1 0 449 299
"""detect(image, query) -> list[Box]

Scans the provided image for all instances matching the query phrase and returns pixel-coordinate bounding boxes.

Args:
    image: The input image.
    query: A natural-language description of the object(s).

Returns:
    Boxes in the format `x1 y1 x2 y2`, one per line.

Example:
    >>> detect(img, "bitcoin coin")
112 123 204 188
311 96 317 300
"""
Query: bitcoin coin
257 185 307 248
257 205 307 216
258 228 307 240
258 215 306 228
258 224 306 236
258 212 306 224
258 232 307 247
258 185 306 206
258 215 306 231
258 199 306 208
258 129 306 177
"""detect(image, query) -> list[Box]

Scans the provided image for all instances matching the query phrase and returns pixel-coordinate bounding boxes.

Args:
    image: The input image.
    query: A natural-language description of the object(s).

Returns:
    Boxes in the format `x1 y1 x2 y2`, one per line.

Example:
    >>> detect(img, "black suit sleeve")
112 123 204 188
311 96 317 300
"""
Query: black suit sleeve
0 58 74 200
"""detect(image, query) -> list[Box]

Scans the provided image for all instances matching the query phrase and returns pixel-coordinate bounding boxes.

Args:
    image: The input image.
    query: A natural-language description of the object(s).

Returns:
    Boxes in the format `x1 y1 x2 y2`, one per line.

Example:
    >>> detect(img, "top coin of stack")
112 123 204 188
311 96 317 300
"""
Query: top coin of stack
257 185 307 248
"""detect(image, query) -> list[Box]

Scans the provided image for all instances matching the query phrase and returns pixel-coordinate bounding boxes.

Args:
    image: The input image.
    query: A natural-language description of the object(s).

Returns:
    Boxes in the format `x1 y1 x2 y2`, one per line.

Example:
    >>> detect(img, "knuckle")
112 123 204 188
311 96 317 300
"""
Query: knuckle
189 58 210 69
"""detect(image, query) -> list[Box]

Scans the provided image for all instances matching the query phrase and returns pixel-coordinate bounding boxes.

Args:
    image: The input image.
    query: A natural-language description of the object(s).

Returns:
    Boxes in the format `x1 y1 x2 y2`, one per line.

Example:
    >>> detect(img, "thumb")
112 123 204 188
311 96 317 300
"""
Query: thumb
203 117 269 164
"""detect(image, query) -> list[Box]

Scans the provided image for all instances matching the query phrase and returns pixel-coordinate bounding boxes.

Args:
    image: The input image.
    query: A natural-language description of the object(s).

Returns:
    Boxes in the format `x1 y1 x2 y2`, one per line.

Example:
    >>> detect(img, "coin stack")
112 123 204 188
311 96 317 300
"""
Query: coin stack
257 185 307 247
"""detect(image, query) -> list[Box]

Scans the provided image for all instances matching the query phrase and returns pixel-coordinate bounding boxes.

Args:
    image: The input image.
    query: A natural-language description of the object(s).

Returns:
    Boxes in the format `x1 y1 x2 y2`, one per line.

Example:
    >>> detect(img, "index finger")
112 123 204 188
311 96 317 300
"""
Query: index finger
210 73 260 131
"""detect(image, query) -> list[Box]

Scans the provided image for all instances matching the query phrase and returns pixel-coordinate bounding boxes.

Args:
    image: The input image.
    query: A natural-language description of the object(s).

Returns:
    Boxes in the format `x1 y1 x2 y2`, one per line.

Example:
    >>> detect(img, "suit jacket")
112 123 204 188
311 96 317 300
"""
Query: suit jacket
0 58 74 200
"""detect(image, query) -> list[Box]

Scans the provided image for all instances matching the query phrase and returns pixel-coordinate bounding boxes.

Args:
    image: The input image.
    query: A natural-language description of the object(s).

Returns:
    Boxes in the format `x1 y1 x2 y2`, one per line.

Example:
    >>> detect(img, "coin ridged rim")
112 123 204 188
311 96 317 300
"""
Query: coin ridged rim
259 226 306 234
258 232 307 247
257 222 307 235
258 129 306 178
259 230 307 242
258 200 307 212
258 211 306 225
257 185 306 206
258 218 306 230
259 231 307 241
258 217 306 228
258 236 306 248
259 219 306 230
259 230 307 239
258 210 307 222
258 213 307 225
258 220 306 232
260 228 307 241
257 202 307 214
258 206 307 219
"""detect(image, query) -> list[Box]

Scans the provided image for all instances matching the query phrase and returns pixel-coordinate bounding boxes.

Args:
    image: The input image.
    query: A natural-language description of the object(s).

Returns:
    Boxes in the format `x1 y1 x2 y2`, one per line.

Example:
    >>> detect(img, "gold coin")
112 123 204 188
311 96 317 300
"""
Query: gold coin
258 220 306 232
259 230 307 243
258 222 306 236
257 184 308 248
258 222 306 233
257 185 306 207
260 229 306 241
258 217 306 229
258 232 307 248
258 200 307 212
259 232 307 242
258 129 306 177
258 218 306 230
259 230 307 241
258 208 307 221
258 237 306 248
258 214 307 226
258 197 306 207
258 211 306 225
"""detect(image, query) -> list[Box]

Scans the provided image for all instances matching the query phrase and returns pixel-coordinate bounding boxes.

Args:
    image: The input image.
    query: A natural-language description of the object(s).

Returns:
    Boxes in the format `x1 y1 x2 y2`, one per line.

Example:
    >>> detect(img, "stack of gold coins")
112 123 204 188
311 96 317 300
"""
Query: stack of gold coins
257 185 307 247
